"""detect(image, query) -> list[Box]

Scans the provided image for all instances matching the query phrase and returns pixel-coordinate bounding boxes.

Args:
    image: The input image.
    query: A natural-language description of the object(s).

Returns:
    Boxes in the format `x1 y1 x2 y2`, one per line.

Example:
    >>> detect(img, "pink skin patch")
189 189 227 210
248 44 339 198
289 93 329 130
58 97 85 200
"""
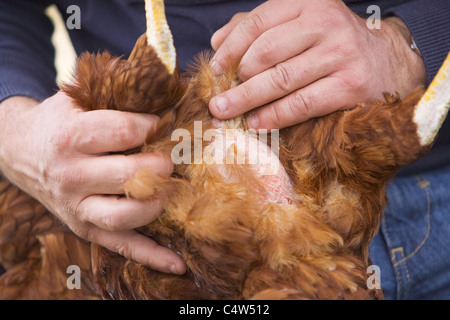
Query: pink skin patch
206 121 294 205
246 133 294 205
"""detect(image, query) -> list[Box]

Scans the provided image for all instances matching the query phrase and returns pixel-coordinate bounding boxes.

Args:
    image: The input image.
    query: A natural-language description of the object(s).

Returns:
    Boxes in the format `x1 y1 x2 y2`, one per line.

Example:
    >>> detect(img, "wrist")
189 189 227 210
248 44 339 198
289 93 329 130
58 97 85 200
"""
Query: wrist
381 17 427 89
0 96 40 177
0 96 40 122
384 17 423 58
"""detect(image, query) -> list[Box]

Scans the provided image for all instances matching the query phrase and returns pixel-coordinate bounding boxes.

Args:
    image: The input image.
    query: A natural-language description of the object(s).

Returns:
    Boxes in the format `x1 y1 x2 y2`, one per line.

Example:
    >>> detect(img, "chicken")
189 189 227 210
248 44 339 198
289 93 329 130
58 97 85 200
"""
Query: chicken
0 0 449 299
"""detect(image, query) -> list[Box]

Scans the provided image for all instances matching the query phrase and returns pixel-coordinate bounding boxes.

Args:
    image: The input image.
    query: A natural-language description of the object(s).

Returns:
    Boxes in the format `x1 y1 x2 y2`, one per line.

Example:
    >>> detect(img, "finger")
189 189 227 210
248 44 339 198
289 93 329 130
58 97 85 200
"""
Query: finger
209 46 335 120
88 226 186 274
245 76 360 130
77 195 166 231
238 17 319 81
211 0 302 74
76 152 174 195
72 110 160 154
211 12 248 51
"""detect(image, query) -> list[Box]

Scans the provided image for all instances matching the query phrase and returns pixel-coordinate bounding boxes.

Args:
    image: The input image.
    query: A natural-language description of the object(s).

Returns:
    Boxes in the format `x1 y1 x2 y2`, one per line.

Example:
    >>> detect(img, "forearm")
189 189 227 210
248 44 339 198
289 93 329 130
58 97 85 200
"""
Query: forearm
0 97 40 184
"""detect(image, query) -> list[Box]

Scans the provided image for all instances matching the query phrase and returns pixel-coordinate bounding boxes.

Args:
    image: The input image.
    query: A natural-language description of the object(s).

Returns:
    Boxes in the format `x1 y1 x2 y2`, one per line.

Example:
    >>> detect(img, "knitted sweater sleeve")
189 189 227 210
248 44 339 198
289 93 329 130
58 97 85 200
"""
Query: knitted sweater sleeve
0 0 56 103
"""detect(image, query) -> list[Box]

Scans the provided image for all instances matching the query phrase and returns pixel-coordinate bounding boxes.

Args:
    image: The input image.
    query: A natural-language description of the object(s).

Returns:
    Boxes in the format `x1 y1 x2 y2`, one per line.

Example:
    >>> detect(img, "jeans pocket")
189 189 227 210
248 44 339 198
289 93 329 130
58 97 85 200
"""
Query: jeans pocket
376 169 450 299
380 175 432 299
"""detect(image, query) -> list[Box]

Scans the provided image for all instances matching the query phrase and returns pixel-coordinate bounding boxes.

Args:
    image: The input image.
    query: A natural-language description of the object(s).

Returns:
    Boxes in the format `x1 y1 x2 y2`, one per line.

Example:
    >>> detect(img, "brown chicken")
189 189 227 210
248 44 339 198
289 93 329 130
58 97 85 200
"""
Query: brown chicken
0 0 449 299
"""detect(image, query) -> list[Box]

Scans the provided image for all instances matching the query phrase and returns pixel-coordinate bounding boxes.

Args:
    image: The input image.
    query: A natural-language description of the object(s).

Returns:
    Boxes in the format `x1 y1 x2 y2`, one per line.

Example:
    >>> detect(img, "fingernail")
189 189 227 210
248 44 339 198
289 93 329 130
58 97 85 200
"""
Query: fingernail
210 59 223 75
213 95 229 114
170 264 179 274
246 113 259 129
170 263 186 275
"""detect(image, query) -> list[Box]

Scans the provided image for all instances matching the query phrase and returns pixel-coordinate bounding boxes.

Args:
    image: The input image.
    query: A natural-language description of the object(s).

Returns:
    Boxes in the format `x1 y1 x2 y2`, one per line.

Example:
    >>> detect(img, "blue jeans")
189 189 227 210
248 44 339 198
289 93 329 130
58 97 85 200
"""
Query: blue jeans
369 164 450 300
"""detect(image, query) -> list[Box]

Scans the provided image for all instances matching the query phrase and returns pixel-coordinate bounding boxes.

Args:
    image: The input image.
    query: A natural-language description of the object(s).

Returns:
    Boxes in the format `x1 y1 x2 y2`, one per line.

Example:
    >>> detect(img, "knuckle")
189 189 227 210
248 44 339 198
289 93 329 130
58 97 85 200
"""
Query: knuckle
315 6 347 30
68 211 94 240
255 33 277 65
325 38 357 60
51 125 73 153
114 241 132 259
290 90 313 120
72 224 91 241
271 63 293 92
118 161 137 185
231 12 247 23
113 118 138 148
56 165 84 194
268 104 283 128
237 83 254 105
338 69 367 95
338 40 356 58
242 11 266 38
75 201 92 226
100 209 125 231
41 163 78 199
237 61 253 81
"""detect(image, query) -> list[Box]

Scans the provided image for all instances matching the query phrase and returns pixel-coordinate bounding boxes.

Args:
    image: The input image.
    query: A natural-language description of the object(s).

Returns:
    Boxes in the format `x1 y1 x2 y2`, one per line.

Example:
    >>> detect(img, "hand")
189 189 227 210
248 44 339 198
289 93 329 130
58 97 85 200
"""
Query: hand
0 93 186 274
209 0 427 129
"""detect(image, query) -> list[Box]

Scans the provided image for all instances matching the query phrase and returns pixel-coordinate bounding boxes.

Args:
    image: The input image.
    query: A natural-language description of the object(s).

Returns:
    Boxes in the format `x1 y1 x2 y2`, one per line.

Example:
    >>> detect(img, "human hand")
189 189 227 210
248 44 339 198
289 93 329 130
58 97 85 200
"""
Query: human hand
209 0 427 129
0 93 186 274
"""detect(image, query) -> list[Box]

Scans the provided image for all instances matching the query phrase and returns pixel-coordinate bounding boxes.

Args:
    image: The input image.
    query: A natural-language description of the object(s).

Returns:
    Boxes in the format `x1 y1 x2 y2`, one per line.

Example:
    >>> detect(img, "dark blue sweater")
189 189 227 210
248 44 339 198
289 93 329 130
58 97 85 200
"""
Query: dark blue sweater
1 0 449 175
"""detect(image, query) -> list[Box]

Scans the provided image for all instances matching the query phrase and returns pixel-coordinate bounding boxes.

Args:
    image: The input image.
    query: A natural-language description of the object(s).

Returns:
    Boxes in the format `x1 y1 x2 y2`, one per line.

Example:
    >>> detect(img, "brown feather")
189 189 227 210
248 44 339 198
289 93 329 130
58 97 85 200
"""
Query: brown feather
61 34 183 115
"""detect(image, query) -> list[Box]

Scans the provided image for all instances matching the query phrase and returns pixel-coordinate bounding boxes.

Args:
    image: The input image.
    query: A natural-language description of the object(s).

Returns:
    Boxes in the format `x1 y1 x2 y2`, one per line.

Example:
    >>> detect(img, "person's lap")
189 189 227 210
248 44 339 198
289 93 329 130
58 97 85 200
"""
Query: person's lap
369 163 450 299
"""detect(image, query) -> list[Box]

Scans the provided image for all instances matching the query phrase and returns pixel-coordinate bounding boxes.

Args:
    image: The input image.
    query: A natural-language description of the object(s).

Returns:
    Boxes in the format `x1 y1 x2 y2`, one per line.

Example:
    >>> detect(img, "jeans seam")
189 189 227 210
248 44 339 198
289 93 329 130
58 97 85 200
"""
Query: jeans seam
391 247 411 299
392 175 431 267
380 217 404 299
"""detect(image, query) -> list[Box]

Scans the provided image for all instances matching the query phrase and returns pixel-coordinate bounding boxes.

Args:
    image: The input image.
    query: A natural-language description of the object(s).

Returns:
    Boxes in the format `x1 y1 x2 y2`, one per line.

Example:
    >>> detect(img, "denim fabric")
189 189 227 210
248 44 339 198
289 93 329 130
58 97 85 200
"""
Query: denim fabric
369 164 450 300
